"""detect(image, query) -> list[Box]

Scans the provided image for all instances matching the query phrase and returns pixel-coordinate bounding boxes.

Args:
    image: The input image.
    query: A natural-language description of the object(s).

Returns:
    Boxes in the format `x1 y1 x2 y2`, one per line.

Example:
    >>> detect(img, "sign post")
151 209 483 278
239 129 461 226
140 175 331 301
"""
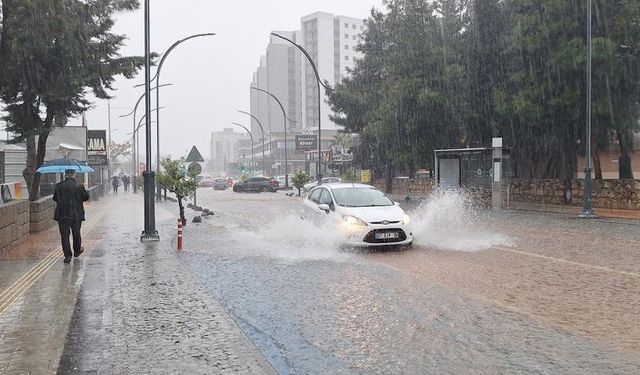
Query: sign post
185 146 204 207
295 135 318 151
87 130 107 195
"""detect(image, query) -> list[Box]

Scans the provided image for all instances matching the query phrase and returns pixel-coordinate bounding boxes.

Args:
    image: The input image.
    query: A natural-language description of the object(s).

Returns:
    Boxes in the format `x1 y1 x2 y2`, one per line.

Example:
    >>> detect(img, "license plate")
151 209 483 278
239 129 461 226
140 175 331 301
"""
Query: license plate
375 232 399 239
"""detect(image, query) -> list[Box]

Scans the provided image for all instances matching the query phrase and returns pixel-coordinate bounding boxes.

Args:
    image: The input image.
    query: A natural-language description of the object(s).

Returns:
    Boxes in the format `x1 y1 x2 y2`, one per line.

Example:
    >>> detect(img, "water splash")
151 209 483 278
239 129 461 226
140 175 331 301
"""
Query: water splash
228 214 351 262
411 189 511 251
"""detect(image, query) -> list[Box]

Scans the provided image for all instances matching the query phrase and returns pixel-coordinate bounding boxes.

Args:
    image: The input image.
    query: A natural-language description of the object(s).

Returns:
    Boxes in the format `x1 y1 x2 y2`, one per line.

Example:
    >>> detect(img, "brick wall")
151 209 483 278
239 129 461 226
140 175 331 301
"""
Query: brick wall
0 200 30 252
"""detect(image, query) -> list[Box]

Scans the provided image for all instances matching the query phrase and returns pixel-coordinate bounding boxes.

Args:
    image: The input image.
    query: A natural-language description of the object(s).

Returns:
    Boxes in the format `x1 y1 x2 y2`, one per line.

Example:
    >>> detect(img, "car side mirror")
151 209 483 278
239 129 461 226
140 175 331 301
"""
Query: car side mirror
317 204 331 213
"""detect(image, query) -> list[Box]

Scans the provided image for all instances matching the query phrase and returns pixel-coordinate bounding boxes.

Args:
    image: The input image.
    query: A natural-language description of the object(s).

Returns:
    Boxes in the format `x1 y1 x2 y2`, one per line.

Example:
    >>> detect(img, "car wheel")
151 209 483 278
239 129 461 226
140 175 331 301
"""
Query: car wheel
260 186 268 192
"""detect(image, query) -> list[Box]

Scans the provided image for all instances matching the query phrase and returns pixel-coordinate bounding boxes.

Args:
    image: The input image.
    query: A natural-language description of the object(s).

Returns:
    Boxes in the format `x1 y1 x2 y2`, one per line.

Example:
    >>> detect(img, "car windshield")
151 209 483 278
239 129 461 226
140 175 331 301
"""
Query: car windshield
332 188 394 207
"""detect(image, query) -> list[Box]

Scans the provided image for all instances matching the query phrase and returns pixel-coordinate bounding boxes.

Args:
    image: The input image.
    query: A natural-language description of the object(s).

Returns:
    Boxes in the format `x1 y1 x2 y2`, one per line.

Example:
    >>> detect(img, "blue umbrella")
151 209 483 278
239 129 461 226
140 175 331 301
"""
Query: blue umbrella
36 157 95 174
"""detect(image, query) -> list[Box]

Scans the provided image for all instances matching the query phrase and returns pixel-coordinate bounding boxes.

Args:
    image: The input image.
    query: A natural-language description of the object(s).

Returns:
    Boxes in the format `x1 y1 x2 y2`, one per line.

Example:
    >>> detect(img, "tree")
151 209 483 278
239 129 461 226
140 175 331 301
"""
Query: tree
0 0 144 201
328 0 640 182
291 171 310 197
156 158 198 225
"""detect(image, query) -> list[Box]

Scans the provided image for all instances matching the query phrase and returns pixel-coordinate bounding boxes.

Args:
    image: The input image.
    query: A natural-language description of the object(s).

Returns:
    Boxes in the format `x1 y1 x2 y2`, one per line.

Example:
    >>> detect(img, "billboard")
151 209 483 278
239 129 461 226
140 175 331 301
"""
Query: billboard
87 130 107 165
295 135 318 151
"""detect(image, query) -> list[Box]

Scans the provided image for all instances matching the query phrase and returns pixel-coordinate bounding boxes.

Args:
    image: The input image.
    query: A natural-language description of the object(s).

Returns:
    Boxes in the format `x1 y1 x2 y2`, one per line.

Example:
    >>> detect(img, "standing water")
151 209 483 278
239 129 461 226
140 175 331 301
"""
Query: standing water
410 189 511 251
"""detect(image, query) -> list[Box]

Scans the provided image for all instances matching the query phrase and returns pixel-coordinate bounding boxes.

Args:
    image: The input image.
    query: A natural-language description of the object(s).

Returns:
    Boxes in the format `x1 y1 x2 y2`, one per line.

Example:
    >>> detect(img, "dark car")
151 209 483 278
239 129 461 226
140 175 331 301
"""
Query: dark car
233 177 279 192
213 178 227 190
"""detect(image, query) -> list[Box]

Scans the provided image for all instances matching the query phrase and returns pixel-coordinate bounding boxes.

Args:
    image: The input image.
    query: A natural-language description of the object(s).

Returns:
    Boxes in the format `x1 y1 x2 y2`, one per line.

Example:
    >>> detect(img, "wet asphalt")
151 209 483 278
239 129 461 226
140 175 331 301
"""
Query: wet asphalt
178 188 640 374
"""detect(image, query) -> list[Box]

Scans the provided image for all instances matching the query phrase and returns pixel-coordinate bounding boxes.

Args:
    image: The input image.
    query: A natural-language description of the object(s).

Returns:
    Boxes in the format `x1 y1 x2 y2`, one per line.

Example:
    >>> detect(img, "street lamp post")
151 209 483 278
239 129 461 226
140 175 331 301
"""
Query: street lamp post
271 32 331 183
232 122 255 177
238 110 269 176
250 86 296 188
148 32 215 200
119 83 172 193
141 0 159 241
579 0 597 219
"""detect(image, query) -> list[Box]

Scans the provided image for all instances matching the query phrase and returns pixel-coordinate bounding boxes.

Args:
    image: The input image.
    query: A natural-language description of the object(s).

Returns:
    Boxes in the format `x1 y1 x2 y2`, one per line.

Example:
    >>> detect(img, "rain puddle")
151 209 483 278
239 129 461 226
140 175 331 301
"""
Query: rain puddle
410 189 511 251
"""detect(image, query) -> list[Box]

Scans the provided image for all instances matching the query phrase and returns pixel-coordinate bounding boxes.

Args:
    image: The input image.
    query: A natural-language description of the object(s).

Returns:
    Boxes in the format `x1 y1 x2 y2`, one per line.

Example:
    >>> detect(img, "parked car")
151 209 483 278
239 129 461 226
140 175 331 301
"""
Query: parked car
233 177 279 192
198 175 214 188
303 177 342 192
213 178 227 190
277 175 288 188
302 183 412 248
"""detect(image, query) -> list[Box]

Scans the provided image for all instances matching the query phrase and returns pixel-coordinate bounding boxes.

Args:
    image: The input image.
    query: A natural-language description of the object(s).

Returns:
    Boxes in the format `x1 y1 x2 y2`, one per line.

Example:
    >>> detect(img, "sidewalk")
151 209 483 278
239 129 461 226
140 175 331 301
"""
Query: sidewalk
508 201 640 220
0 192 275 374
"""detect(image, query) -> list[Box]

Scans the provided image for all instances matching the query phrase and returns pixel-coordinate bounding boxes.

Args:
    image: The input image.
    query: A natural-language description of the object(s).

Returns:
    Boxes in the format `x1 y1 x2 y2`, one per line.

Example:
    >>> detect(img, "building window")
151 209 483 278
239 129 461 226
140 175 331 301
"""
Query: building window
352 35 356 40
344 22 348 28
344 55 349 61
352 46 356 51
352 56 357 61
344 34 348 39
345 44 349 50
352 24 356 29
360 26 364 30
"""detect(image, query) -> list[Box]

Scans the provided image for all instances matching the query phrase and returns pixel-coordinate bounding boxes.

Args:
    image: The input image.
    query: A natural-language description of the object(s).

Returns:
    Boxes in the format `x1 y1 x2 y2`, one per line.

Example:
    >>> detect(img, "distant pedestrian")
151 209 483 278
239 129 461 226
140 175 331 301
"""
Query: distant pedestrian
112 176 120 194
53 169 90 263
123 175 130 192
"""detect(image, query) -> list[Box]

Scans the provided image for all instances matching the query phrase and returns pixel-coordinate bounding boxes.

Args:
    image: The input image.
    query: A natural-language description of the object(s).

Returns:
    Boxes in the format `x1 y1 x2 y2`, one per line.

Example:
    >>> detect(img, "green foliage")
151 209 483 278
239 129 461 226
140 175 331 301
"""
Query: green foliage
291 171 311 196
327 0 640 179
157 158 198 224
0 0 145 199
156 158 198 200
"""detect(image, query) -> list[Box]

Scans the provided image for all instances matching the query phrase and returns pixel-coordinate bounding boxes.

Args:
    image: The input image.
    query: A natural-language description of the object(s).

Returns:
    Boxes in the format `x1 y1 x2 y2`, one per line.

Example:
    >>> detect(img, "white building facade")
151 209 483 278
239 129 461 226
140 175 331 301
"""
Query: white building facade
209 128 249 175
250 12 364 135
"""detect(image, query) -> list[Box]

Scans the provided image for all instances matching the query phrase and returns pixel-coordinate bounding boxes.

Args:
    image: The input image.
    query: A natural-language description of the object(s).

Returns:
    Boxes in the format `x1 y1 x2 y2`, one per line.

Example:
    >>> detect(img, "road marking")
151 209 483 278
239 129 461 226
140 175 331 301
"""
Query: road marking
495 246 640 279
0 202 110 316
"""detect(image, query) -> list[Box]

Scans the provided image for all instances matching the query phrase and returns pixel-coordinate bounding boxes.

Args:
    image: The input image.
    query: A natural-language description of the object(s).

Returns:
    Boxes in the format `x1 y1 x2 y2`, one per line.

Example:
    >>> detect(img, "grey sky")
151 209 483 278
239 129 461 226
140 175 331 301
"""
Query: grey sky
67 0 385 160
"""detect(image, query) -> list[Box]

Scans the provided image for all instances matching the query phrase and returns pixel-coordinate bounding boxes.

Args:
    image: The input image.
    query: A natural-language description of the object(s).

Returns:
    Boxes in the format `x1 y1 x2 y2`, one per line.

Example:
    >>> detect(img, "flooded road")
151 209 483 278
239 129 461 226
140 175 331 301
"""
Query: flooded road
180 188 640 374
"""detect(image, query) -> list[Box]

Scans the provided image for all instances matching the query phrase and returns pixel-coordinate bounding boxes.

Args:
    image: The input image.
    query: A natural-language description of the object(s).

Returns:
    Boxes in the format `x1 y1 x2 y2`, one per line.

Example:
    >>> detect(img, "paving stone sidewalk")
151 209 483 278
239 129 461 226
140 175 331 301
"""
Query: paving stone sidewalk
0 193 275 374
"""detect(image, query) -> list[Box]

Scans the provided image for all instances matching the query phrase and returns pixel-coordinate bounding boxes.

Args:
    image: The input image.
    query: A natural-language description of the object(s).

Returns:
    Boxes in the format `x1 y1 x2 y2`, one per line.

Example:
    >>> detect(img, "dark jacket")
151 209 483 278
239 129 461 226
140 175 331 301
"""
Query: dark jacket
53 178 90 221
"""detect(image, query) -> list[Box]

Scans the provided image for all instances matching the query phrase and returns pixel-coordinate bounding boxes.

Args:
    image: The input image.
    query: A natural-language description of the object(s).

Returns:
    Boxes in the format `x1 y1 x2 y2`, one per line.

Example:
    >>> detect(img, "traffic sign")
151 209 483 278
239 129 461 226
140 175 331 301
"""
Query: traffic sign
188 162 202 175
185 145 204 162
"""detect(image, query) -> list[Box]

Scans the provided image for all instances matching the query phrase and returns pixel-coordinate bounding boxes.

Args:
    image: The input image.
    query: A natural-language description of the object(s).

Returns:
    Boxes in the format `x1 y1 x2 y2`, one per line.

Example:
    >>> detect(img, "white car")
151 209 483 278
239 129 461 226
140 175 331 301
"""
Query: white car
302 183 413 248
303 177 342 192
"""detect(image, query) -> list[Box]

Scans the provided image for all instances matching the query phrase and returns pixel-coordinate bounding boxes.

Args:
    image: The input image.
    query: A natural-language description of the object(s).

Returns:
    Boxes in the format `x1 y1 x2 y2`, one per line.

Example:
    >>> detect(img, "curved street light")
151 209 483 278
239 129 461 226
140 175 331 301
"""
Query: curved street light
271 32 331 182
238 110 270 176
151 33 216 199
119 83 173 193
251 86 297 188
231 122 255 177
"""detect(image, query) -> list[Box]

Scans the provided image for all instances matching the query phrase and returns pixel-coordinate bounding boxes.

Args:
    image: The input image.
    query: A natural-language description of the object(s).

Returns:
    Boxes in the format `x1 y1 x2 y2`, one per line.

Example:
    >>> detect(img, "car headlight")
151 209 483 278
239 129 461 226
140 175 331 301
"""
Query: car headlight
402 214 411 225
343 215 367 226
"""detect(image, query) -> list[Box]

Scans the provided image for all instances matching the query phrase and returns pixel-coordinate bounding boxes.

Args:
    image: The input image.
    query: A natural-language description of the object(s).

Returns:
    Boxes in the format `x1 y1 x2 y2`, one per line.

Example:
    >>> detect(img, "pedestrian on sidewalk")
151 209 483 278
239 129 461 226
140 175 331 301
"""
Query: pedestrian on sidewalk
53 169 90 263
112 175 120 195
123 175 130 192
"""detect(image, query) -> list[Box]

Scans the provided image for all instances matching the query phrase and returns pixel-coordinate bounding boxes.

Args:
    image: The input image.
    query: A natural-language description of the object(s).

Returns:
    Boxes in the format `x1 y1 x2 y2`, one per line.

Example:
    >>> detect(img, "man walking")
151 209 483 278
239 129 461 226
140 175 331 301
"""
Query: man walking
123 175 130 192
112 175 119 194
53 169 90 263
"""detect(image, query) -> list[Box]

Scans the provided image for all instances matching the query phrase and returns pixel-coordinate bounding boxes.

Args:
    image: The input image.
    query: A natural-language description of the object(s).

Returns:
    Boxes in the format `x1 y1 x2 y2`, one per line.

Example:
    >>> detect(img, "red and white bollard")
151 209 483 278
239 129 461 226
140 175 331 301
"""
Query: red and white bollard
177 219 183 250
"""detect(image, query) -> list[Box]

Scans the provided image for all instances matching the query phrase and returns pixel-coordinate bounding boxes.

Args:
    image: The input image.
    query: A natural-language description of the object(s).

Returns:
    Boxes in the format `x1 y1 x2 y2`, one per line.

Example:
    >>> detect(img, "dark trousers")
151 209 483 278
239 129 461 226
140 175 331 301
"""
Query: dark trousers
58 219 82 258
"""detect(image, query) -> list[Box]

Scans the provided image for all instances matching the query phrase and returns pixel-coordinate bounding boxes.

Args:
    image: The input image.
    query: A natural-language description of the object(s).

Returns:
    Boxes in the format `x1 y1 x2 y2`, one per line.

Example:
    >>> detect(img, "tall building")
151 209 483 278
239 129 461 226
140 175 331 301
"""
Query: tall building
250 32 303 137
209 128 249 175
249 11 365 177
301 12 364 132
250 12 365 135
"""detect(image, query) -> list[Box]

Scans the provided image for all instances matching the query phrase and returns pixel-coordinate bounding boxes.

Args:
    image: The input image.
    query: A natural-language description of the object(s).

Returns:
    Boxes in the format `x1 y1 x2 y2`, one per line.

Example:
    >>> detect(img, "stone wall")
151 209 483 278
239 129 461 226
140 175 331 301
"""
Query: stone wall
0 200 30 252
29 195 55 233
372 177 436 196
510 179 640 210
